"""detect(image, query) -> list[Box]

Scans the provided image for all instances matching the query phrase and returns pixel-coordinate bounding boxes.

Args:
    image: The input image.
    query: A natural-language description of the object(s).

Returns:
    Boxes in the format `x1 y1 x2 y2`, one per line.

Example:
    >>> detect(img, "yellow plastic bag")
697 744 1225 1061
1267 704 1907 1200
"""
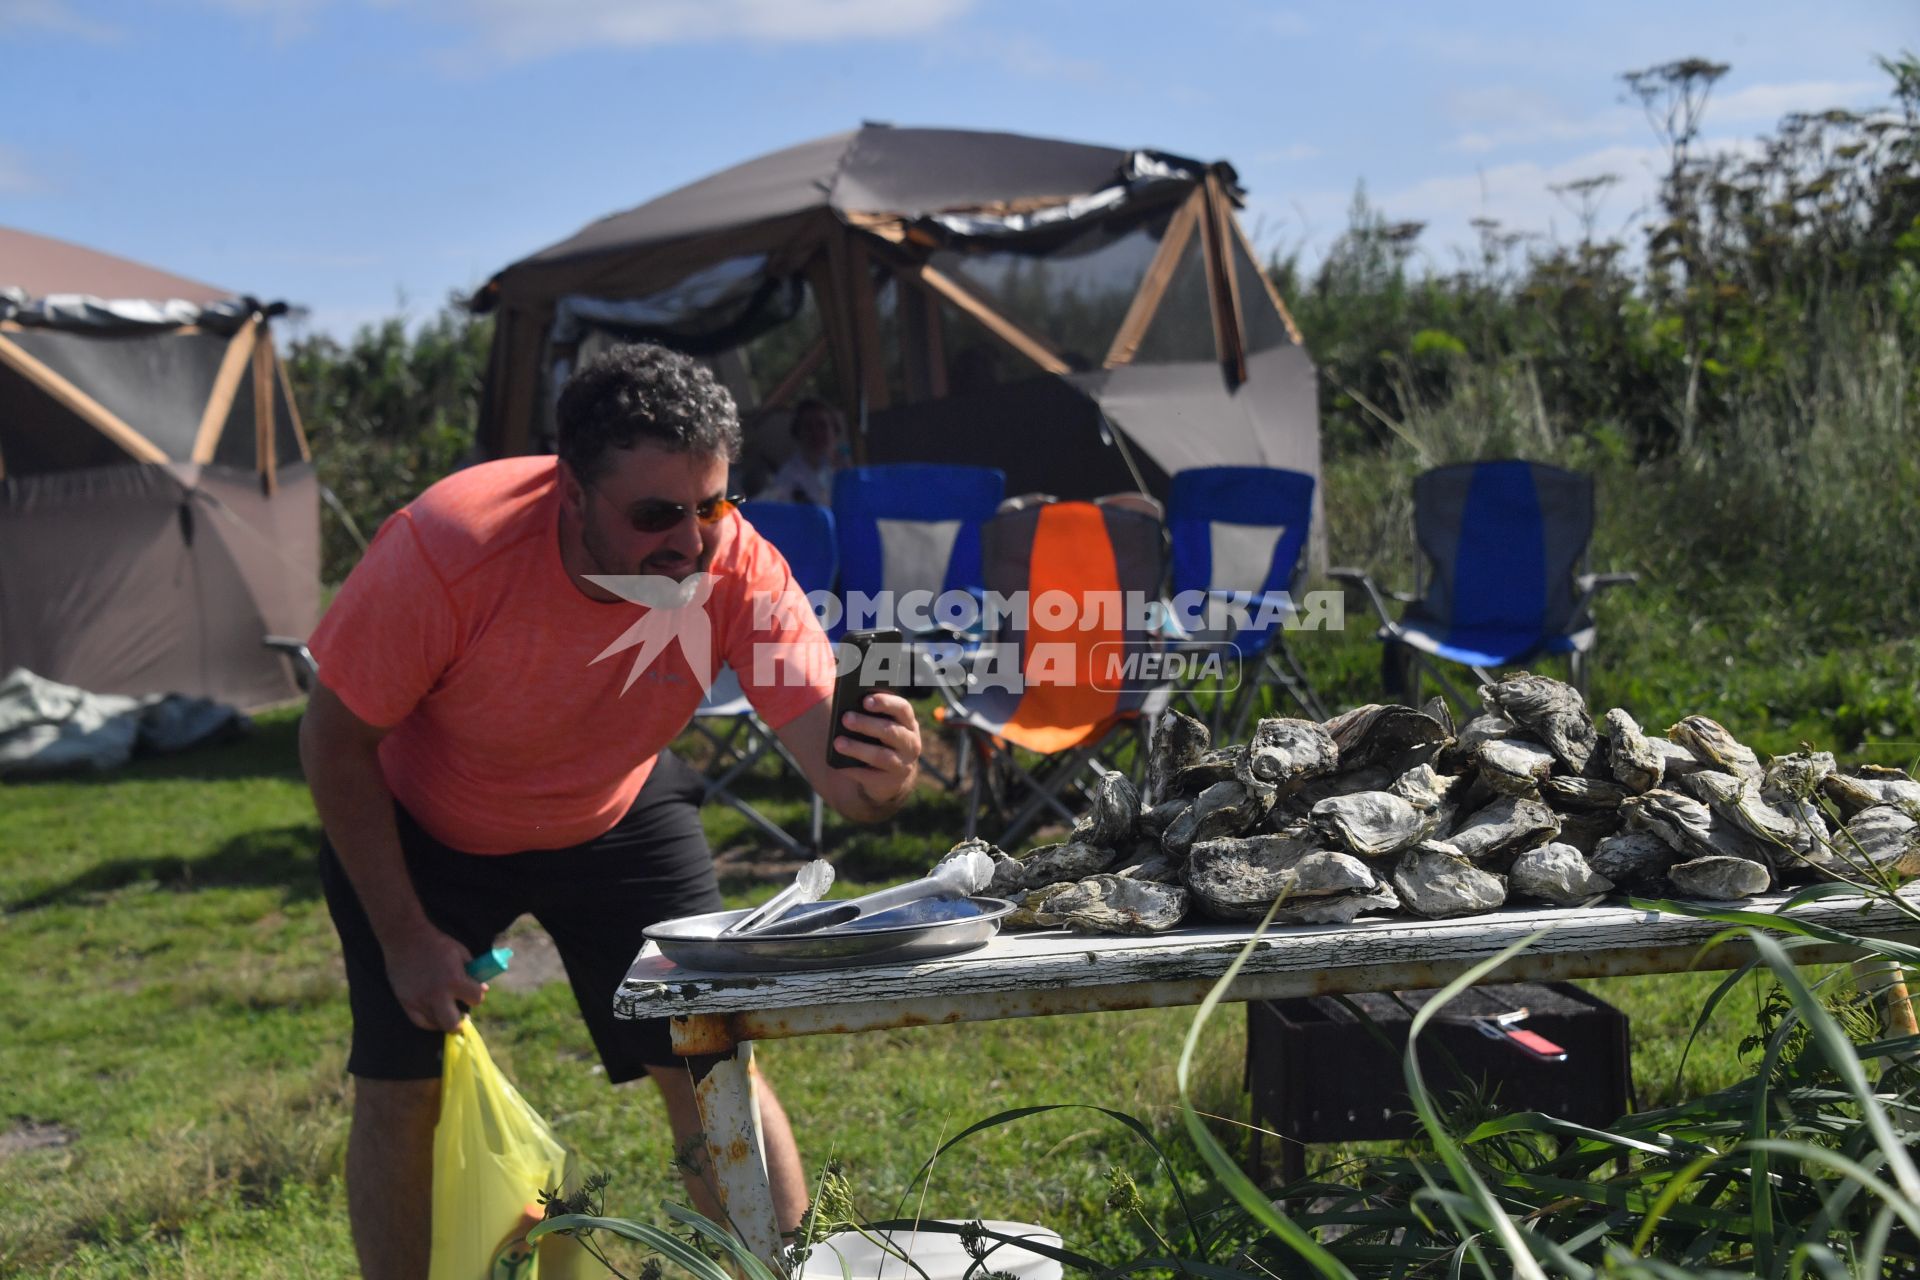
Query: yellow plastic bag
430 1018 578 1280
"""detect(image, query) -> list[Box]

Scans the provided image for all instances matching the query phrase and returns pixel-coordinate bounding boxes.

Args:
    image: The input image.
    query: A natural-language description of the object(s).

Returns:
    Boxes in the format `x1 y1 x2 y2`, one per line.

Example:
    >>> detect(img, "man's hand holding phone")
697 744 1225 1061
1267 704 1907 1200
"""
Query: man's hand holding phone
828 630 921 808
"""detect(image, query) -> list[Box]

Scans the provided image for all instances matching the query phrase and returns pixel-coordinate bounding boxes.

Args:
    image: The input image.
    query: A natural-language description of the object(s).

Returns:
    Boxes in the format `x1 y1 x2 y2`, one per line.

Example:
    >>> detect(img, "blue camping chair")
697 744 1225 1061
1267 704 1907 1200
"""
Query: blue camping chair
830 464 1005 637
690 501 838 857
1165 466 1326 734
831 465 1004 789
1332 459 1636 709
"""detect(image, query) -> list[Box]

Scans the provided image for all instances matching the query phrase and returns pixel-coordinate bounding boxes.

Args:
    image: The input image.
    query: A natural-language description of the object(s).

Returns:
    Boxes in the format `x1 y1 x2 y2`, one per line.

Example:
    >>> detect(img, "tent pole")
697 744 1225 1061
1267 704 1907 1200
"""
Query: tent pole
892 260 1069 377
1199 173 1248 385
845 235 891 413
193 316 261 463
253 322 278 495
0 332 168 464
1229 215 1306 347
1104 187 1204 367
924 291 947 399
810 239 863 430
755 335 829 414
273 342 314 462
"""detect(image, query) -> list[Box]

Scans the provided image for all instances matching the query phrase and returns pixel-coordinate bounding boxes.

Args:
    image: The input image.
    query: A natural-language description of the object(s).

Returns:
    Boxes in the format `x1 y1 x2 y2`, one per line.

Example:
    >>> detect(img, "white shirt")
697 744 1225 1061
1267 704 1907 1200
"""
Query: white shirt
757 453 835 506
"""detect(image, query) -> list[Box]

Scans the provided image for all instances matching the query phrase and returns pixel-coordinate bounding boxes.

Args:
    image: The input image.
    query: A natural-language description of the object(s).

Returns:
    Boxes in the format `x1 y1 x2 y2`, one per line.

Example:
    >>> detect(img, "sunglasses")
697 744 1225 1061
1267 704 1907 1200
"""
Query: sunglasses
610 491 743 534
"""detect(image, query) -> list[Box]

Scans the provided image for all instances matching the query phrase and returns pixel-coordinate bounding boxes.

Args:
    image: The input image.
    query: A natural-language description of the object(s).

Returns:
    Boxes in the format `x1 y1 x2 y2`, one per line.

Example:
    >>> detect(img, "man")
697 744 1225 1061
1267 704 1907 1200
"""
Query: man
301 343 921 1280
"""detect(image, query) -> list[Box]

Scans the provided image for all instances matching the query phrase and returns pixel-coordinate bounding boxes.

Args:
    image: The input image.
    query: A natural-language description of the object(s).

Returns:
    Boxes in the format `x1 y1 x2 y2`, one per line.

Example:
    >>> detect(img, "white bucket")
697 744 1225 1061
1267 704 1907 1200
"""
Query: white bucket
795 1219 1062 1280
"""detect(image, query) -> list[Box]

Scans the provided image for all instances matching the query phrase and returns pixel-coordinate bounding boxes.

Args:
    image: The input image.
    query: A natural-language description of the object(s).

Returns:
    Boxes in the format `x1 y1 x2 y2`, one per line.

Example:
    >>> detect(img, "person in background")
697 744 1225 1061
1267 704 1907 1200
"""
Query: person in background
755 397 847 505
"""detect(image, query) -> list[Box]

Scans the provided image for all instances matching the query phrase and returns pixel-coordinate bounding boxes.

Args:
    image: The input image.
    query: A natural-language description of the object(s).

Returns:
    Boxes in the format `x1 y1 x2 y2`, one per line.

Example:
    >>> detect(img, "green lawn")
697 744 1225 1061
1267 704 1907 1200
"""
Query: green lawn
1 671 1803 1279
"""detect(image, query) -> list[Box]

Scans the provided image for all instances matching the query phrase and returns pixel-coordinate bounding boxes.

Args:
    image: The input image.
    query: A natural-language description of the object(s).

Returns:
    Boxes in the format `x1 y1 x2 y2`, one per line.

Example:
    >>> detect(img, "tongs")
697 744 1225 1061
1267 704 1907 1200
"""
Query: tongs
719 859 836 937
728 846 996 938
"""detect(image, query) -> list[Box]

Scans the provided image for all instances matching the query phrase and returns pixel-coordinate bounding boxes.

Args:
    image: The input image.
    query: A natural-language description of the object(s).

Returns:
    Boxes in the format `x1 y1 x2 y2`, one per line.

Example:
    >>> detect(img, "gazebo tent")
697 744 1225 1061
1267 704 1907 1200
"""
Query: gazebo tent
471 125 1321 538
0 227 319 708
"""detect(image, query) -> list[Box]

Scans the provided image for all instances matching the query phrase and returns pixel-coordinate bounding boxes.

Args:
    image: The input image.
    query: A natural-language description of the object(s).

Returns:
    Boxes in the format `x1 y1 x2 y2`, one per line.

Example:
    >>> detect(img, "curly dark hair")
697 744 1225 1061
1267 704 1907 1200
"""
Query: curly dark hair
555 343 741 482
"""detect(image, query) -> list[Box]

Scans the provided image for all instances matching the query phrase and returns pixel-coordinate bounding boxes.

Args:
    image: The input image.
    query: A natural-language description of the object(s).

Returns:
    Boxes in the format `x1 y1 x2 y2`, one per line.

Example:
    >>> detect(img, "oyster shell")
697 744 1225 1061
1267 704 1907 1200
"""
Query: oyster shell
1668 716 1763 780
1113 852 1184 885
1277 765 1397 822
1456 713 1517 751
1238 717 1340 795
1552 807 1623 855
1310 791 1434 858
1681 770 1823 867
1008 882 1078 928
1391 763 1468 813
1184 828 1325 919
1541 775 1634 811
1272 886 1403 926
1823 805 1920 878
1285 851 1379 897
1139 797 1189 838
1822 772 1920 821
1169 747 1243 797
1588 830 1677 887
1481 674 1597 772
1084 768 1141 849
1623 788 1773 863
1162 779 1270 857
1603 708 1664 792
1763 750 1837 803
1648 738 1707 782
1323 703 1449 773
1667 856 1771 900
1508 843 1615 905
1146 710 1210 804
1030 875 1189 934
1476 738 1558 796
1446 795 1561 863
1392 841 1508 917
1003 840 1118 892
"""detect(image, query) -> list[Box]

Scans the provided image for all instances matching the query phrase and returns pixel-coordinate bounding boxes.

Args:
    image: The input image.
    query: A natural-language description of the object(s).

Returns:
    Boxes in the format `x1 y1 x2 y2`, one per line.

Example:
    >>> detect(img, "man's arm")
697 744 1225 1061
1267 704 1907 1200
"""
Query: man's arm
772 692 921 823
299 684 484 1032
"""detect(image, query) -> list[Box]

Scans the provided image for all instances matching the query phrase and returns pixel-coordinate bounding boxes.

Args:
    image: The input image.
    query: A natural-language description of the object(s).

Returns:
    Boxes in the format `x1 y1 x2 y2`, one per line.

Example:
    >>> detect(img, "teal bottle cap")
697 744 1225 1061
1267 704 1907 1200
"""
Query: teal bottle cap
466 947 513 982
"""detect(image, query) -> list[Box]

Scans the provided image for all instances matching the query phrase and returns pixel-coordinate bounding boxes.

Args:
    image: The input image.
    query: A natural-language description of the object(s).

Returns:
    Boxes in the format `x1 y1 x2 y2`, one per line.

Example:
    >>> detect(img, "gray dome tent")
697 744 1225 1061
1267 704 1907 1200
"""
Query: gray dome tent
0 226 319 708
471 124 1320 526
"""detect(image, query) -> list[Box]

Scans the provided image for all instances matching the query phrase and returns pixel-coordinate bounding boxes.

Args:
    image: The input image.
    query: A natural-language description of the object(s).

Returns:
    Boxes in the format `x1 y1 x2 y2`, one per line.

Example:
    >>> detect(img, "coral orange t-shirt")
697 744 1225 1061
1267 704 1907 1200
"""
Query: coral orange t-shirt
308 457 835 854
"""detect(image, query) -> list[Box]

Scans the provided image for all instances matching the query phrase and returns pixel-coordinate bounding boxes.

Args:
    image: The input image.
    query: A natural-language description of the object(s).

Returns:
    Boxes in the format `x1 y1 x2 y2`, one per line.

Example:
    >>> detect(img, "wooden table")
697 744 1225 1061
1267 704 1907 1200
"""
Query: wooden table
615 889 1920 1265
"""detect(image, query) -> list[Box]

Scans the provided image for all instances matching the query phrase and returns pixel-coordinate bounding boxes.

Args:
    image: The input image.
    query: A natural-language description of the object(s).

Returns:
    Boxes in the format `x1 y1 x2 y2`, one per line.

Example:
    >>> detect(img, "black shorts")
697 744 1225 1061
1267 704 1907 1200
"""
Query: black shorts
318 751 721 1083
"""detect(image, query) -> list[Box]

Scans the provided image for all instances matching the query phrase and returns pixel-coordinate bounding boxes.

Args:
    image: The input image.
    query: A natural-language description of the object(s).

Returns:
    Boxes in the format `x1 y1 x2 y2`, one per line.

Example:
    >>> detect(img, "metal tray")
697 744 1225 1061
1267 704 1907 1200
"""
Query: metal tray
644 896 1016 973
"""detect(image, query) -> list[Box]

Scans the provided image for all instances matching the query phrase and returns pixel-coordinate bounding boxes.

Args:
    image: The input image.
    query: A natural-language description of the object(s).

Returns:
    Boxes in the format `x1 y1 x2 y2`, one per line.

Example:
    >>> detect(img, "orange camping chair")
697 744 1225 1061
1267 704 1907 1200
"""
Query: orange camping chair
933 499 1170 849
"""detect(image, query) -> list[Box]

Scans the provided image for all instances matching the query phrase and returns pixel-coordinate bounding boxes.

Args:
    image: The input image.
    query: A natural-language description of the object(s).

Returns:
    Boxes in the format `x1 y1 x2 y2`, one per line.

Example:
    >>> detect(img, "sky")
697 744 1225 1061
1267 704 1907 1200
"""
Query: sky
2 0 1911 340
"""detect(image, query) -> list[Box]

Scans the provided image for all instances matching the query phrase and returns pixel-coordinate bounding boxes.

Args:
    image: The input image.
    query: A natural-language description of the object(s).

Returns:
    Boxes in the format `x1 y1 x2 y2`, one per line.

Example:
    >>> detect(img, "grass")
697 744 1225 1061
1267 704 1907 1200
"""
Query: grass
0 681 1823 1279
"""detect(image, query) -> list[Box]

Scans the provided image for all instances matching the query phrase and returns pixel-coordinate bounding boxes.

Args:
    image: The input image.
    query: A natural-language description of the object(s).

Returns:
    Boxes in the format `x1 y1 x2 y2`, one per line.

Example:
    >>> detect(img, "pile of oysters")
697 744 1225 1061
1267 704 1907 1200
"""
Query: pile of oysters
962 674 1920 935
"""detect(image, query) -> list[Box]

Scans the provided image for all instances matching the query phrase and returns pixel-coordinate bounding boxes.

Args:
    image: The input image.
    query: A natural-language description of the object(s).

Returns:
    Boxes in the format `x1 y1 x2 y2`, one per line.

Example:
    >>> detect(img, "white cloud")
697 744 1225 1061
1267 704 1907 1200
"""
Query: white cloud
946 31 1104 85
1251 143 1320 164
1706 78 1884 126
0 145 45 195
1258 8 1310 38
1441 87 1639 154
0 0 120 39
416 0 976 62
1376 134 1771 269
1381 143 1665 255
193 0 326 42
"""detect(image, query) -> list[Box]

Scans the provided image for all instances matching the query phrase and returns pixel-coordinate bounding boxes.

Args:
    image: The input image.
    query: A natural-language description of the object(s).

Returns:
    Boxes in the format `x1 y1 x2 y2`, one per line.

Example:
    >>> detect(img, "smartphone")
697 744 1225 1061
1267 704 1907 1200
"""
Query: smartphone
827 629 904 769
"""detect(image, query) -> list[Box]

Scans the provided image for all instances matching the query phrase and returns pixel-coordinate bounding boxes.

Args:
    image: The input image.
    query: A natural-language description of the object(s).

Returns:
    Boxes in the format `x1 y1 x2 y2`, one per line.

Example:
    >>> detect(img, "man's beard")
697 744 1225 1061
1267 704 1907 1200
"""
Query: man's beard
580 516 713 583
